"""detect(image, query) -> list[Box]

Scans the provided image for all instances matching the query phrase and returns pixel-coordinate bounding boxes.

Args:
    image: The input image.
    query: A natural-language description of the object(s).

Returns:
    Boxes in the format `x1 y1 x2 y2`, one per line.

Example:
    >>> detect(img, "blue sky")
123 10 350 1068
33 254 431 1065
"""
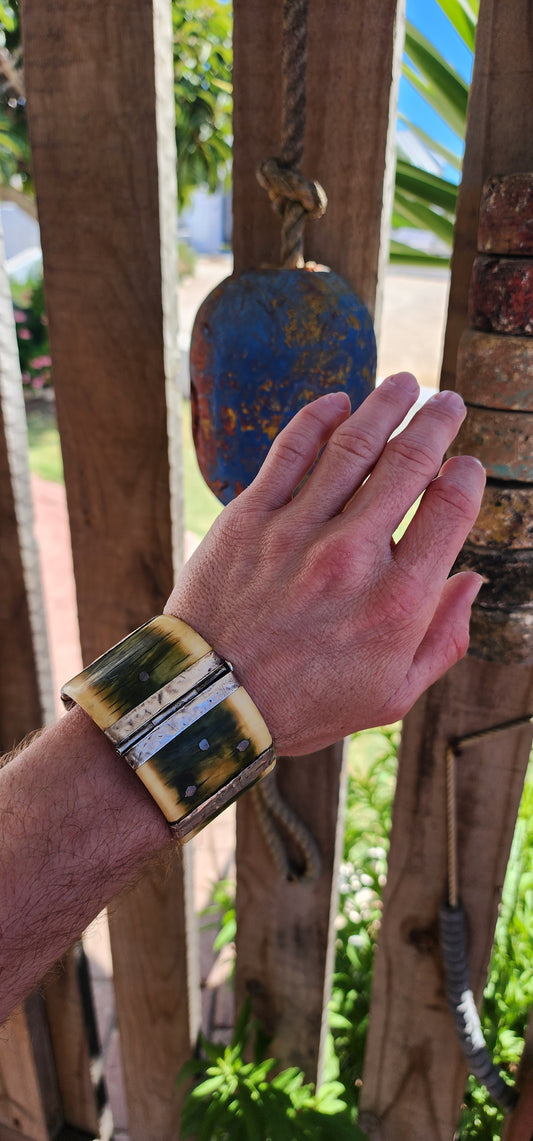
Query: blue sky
399 0 474 166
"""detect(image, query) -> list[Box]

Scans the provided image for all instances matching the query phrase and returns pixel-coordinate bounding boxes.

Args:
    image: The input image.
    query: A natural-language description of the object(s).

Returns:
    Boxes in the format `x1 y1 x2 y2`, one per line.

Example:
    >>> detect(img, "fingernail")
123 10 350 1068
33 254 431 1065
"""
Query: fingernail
432 389 465 413
325 391 351 412
383 371 419 394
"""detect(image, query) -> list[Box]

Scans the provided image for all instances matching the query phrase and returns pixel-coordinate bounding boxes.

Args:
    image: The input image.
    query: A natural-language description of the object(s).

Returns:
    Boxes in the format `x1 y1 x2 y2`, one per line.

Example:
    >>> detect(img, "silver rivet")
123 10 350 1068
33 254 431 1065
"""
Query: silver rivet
185 784 197 798
237 739 250 752
139 670 150 682
199 738 210 751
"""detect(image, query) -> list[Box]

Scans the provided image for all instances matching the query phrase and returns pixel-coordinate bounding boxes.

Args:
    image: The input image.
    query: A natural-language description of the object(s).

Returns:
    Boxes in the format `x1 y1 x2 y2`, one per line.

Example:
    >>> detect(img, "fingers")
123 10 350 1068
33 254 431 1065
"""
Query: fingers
394 455 486 589
346 389 468 534
247 391 351 510
393 572 483 710
294 372 420 523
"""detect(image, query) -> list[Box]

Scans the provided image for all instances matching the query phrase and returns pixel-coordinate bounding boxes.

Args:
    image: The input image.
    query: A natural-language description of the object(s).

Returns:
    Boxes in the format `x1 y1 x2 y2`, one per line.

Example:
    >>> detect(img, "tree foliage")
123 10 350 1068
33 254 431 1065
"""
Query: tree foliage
392 0 478 265
0 0 232 216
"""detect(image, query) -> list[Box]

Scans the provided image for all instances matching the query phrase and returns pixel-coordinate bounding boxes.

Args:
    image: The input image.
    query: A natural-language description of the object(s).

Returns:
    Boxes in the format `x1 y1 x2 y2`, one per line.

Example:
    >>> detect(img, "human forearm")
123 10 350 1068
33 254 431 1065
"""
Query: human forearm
0 375 486 1023
0 705 169 1021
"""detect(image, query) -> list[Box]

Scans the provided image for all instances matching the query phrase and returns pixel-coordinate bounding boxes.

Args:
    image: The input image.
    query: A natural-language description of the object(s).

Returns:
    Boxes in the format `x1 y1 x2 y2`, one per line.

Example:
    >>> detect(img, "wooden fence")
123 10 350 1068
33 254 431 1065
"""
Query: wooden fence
0 1 532 1139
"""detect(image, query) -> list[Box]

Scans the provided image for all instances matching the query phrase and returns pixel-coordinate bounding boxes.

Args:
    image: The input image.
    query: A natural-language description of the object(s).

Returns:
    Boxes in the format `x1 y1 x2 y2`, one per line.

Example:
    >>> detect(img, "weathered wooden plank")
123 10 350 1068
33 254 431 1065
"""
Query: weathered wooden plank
0 215 93 1141
440 0 533 391
503 1008 533 1140
43 947 103 1138
361 1 533 1133
22 1 196 1137
233 0 405 1084
0 1005 52 1141
233 0 405 321
360 660 533 1140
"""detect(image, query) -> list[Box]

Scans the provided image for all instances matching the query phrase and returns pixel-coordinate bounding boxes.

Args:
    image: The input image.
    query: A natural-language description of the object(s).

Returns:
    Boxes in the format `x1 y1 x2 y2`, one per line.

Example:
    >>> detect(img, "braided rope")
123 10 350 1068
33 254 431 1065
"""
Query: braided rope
256 0 327 267
252 770 322 883
440 716 533 1112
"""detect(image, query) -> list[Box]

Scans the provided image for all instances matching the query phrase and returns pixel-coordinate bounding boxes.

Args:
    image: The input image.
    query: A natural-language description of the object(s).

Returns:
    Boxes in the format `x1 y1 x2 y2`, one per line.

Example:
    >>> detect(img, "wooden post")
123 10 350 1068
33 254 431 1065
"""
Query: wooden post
441 0 533 391
233 0 405 1082
22 2 197 1138
361 2 533 1135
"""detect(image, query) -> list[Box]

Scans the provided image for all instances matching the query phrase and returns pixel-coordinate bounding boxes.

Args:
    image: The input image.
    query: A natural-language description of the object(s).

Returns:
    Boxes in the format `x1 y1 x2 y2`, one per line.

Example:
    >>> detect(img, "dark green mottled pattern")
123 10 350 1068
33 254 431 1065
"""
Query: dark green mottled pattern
86 622 195 720
151 703 257 821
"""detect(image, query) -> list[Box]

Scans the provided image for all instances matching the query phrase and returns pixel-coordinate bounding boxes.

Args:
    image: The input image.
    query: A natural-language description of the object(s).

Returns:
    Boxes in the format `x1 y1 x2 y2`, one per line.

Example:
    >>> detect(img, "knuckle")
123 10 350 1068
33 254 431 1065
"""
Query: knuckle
306 534 357 592
387 435 438 478
431 477 476 518
272 430 310 468
329 423 380 467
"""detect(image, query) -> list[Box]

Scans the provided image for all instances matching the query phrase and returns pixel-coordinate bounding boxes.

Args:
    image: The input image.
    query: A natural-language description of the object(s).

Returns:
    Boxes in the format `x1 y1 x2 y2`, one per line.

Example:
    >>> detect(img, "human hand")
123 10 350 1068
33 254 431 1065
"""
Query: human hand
166 374 485 755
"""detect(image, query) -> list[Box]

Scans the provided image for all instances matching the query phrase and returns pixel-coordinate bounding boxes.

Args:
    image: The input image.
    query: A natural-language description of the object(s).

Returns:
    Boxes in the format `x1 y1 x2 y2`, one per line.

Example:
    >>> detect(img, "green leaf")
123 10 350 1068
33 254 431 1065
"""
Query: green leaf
389 240 450 268
393 188 455 244
395 160 458 213
397 114 463 172
404 23 469 136
436 0 477 51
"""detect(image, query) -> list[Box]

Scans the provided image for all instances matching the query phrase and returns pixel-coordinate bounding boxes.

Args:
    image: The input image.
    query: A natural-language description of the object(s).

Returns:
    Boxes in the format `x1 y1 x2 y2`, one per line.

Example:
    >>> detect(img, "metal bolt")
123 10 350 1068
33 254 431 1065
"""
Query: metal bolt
237 739 250 752
138 670 150 682
185 784 197 798
199 738 210 751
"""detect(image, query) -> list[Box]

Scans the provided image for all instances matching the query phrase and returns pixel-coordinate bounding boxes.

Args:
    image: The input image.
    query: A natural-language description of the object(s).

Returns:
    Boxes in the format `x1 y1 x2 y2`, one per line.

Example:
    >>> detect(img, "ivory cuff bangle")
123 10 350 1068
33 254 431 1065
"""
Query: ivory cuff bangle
61 616 275 842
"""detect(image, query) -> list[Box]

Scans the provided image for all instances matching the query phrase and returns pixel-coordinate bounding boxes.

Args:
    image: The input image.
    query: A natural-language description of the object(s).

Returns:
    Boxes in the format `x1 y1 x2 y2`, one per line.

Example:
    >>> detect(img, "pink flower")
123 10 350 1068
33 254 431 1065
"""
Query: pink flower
30 354 52 369
18 328 31 340
32 375 47 388
14 309 26 323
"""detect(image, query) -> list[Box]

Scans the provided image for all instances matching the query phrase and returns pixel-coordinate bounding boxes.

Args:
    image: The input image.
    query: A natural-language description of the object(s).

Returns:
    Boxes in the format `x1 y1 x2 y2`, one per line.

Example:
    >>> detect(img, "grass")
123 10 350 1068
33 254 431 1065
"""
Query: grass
26 398 222 539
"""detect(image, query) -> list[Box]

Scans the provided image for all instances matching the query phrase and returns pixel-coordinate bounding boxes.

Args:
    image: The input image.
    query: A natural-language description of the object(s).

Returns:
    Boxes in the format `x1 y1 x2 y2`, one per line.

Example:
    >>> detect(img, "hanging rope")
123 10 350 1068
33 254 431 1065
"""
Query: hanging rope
252 769 322 883
256 0 327 267
440 714 533 1112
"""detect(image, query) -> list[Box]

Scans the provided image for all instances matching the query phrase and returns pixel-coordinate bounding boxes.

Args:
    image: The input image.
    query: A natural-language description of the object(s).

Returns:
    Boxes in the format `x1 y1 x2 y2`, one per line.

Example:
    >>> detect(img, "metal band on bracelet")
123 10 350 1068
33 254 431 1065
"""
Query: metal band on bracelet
61 616 275 843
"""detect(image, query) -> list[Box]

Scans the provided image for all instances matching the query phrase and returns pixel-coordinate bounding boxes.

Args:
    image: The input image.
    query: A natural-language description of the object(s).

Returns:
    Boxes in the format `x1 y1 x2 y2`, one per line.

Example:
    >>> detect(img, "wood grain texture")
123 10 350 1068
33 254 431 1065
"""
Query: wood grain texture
43 949 102 1136
233 0 404 1085
362 5 533 1130
440 0 533 391
360 658 533 1140
233 0 405 321
0 218 89 1141
22 2 195 1137
503 1009 533 1140
0 1004 53 1141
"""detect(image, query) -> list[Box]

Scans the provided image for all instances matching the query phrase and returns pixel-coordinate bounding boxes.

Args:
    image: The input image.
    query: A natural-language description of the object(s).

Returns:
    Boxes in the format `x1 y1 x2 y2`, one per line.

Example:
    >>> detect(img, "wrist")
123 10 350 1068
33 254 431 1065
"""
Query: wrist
62 615 275 842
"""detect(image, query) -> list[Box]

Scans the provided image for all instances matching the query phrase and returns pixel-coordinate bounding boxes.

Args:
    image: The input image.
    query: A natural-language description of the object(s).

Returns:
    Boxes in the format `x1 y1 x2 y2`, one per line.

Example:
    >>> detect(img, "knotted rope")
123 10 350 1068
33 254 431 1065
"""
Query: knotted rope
252 769 322 883
256 0 327 268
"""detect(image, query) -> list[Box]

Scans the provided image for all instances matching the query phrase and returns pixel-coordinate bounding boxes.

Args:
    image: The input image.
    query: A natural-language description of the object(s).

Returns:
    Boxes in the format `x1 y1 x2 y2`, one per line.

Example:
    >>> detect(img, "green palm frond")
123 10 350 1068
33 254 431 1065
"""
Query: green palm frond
392 0 475 266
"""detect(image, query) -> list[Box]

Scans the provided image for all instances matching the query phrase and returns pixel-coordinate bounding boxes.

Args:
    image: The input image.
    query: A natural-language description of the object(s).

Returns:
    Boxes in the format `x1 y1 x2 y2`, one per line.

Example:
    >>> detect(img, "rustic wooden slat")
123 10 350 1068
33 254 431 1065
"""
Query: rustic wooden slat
233 0 405 1083
43 948 103 1137
0 1005 51 1141
0 216 95 1140
361 1 533 1133
22 1 196 1138
360 660 533 1140
440 0 533 391
503 1008 533 1140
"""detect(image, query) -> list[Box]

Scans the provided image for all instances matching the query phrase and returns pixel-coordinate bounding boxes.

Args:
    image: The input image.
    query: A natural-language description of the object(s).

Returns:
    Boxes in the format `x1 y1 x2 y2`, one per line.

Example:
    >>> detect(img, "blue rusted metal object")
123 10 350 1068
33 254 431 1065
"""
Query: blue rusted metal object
190 266 376 504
